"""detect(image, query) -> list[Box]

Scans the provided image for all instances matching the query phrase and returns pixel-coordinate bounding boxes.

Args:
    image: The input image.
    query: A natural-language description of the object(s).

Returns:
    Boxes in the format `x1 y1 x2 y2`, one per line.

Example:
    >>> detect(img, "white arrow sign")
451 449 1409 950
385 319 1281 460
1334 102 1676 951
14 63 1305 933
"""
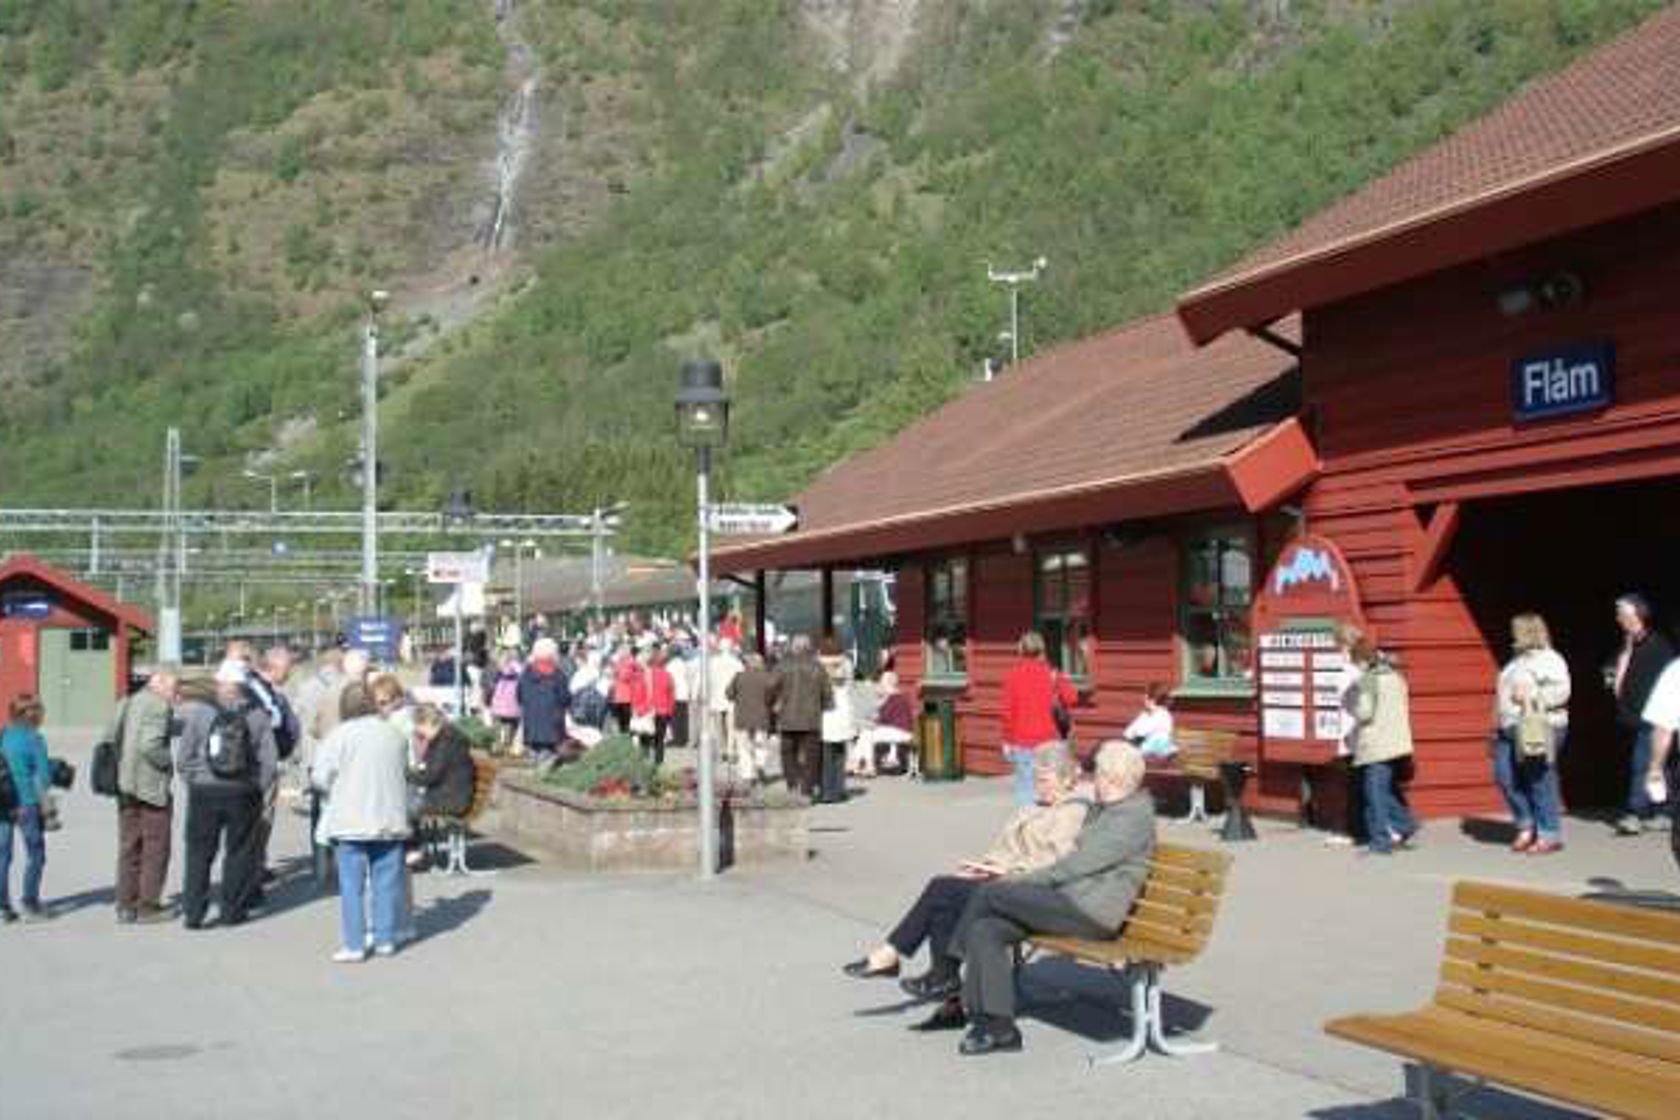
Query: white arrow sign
427 550 490 585
707 503 798 536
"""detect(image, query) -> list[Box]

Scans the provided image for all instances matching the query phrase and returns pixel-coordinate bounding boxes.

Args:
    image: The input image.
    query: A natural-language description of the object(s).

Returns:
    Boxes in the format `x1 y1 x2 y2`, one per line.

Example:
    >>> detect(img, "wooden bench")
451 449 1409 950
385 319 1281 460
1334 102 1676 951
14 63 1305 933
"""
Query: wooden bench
420 751 499 877
1024 843 1233 1064
1148 728 1238 824
1325 881 1680 1120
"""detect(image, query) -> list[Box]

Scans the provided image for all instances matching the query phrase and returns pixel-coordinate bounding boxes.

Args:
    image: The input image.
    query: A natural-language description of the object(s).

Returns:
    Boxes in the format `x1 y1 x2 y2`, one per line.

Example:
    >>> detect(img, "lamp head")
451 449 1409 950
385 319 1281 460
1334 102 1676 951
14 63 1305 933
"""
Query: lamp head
675 358 729 449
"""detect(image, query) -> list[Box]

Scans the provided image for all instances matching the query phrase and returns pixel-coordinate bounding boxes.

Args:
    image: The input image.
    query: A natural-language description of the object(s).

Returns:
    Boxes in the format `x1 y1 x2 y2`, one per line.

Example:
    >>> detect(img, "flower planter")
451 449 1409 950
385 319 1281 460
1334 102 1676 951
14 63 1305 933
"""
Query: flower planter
488 771 811 871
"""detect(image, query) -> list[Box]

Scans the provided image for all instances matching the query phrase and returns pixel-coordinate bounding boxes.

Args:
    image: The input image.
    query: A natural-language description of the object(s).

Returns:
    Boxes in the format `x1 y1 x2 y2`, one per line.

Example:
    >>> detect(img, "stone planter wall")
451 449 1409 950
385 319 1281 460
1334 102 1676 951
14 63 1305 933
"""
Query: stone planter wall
488 772 811 871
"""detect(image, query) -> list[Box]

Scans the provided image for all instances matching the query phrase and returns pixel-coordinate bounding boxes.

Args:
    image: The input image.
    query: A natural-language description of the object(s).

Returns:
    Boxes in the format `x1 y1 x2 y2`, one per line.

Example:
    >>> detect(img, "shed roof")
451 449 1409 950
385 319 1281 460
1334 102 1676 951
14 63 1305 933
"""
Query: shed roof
712 313 1314 574
0 553 155 633
1178 3 1680 342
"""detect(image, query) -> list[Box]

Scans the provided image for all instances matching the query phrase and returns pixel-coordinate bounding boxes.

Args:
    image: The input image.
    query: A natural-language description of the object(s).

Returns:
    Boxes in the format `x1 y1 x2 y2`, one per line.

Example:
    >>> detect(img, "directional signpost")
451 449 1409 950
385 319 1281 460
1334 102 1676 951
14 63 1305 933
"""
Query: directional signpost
427 549 489 716
706 503 798 536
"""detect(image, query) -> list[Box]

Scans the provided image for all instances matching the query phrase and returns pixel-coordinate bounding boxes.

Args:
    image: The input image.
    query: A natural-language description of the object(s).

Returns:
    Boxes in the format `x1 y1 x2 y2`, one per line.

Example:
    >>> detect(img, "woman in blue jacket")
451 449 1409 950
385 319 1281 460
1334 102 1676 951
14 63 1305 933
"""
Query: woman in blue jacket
1 694 52 922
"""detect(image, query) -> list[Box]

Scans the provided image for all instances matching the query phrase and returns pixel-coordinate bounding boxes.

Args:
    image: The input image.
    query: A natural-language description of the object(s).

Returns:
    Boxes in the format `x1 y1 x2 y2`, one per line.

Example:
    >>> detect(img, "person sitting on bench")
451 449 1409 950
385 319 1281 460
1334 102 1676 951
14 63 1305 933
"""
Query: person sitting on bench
839 742 1088 992
1122 682 1175 759
941 740 1156 1055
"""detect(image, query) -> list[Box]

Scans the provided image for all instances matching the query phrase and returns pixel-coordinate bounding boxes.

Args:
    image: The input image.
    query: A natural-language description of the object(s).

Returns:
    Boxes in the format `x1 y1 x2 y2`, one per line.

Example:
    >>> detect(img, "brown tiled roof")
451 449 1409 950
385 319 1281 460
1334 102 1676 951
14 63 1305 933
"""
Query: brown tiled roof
764 311 1298 540
1180 3 1680 338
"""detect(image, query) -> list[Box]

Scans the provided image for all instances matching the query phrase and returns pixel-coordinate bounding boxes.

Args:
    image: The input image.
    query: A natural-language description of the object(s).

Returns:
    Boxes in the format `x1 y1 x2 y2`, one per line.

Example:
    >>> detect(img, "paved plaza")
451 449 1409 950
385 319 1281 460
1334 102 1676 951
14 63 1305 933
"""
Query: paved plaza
2 733 1672 1118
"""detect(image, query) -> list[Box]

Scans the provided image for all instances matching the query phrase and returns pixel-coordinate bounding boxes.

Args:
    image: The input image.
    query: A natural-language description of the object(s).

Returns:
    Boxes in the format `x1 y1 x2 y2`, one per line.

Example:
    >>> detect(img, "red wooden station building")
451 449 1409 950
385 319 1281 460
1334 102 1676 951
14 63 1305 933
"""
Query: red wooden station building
714 6 1680 822
0 554 153 730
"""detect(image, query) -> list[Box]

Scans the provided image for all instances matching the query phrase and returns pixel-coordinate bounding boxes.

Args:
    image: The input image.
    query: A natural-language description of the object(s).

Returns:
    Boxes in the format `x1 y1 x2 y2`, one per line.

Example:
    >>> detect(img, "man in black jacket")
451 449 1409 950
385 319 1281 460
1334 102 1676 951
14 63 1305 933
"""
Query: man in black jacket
1613 594 1674 835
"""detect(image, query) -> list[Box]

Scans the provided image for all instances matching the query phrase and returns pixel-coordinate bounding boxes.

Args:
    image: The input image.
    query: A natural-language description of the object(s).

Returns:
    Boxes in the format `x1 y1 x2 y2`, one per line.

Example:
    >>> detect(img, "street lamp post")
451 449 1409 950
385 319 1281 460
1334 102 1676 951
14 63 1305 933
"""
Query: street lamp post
590 502 627 618
360 289 389 616
444 488 476 720
986 257 1048 369
499 538 539 630
676 358 729 881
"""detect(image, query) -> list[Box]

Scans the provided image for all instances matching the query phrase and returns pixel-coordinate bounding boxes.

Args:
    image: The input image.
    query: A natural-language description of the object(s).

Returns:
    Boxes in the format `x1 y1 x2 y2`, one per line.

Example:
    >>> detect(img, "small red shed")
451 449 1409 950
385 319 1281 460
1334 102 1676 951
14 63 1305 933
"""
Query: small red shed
0 554 154 730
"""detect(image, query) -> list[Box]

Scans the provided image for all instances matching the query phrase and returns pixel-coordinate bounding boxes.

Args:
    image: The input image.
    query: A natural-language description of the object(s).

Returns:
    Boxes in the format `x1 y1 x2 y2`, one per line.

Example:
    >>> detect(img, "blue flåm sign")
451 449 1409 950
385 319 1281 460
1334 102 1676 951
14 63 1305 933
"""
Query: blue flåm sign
1511 342 1614 422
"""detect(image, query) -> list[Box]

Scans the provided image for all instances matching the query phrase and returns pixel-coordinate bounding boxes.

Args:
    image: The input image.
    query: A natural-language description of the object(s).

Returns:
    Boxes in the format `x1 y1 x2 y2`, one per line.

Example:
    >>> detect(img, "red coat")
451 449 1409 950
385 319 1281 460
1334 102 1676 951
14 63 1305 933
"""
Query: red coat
1001 659 1076 746
634 666 676 717
612 655 642 704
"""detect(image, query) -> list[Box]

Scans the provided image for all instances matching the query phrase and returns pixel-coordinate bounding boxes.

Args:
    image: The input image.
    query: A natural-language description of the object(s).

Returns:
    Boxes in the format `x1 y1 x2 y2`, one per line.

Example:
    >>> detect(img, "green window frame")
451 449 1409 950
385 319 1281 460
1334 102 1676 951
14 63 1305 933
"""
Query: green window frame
1034 548 1091 680
1179 527 1255 692
924 557 968 679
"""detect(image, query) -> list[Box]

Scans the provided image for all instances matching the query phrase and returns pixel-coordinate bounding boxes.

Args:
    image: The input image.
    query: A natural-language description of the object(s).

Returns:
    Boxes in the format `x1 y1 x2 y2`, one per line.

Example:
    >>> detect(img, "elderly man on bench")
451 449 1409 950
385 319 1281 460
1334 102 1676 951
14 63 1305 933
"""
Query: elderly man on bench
942 740 1156 1056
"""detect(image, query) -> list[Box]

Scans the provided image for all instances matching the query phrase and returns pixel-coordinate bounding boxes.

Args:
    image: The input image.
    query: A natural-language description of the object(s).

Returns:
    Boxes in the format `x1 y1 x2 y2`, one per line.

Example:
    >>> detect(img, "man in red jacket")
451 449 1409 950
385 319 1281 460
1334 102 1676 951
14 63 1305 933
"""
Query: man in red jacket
1000 632 1077 806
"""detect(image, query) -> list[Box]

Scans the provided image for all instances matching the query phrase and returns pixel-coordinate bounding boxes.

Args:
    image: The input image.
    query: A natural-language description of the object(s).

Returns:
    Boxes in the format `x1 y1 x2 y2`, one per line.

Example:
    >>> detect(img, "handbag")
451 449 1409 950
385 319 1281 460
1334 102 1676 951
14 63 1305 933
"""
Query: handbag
629 712 657 737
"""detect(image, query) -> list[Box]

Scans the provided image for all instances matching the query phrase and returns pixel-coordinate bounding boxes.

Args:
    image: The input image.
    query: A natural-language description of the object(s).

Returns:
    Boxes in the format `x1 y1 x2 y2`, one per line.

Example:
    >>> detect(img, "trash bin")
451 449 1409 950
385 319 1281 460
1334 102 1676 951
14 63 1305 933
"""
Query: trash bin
918 697 963 781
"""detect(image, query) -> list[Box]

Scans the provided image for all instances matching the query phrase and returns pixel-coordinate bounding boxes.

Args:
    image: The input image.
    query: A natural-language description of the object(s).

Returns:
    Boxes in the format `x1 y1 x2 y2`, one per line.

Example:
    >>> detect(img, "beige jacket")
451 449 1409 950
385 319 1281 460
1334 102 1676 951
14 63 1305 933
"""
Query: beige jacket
1350 661 1415 766
974 797 1090 874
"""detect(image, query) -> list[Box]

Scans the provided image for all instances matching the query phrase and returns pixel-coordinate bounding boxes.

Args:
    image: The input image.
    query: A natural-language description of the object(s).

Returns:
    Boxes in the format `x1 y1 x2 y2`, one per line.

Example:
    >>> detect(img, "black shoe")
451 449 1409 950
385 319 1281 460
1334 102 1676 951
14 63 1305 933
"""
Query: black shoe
841 957 900 979
958 1021 1023 1056
900 970 961 1002
909 998 966 1032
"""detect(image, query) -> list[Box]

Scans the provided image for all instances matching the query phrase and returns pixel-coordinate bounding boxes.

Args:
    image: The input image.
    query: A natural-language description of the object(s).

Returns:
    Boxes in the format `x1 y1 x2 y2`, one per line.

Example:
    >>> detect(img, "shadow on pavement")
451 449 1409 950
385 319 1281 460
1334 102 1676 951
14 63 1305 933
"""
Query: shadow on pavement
415 888 492 943
47 884 116 916
1017 957 1213 1043
457 839 536 871
1310 1064 1592 1119
1459 817 1520 846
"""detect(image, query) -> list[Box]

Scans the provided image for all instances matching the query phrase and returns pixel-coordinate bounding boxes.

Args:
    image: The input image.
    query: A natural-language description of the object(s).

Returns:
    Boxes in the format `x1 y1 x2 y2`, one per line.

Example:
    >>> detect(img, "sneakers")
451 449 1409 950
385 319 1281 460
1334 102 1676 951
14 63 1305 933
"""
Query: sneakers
373 943 397 958
333 948 368 964
1613 814 1642 836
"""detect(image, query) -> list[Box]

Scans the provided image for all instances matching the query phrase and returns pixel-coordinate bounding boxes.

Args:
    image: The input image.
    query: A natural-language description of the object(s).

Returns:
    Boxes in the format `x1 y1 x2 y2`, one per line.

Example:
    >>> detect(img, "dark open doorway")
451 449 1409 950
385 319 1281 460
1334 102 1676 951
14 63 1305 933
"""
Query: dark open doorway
1448 477 1680 811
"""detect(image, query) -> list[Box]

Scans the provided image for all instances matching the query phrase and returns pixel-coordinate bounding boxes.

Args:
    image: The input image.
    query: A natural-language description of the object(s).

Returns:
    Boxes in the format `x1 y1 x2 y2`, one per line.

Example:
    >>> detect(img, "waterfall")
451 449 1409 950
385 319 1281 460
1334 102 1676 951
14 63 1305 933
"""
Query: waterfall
481 3 539 253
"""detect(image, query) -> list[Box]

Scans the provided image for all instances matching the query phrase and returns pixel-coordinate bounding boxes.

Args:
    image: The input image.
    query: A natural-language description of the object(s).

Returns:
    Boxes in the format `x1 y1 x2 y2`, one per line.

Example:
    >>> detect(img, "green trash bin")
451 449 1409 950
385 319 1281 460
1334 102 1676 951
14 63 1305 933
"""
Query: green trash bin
918 697 964 781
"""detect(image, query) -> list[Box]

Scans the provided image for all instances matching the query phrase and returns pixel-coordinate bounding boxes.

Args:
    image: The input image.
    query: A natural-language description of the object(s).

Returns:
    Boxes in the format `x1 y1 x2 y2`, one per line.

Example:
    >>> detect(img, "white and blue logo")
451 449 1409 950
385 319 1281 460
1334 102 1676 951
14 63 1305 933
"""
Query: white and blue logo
1274 548 1339 594
1511 342 1614 422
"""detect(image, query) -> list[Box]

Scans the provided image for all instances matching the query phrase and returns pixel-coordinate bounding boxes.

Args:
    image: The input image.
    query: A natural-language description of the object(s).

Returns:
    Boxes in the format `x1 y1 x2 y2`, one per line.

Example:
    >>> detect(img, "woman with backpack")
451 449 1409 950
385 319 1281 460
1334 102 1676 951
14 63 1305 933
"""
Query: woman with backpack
0 694 52 923
1493 612 1572 854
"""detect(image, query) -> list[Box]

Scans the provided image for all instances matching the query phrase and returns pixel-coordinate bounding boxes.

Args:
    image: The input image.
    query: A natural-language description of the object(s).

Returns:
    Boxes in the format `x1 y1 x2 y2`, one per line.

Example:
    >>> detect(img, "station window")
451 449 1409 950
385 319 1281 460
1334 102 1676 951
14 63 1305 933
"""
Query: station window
925 558 968 678
1035 549 1091 679
1180 527 1254 688
69 629 110 652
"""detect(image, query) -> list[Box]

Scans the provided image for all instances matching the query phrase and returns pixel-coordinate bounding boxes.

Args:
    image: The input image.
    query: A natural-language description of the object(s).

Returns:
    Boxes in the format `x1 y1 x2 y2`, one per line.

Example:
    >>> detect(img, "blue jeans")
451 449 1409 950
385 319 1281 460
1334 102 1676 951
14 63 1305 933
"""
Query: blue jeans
0 806 46 910
334 840 404 952
1628 725 1657 819
1493 730 1565 842
1361 760 1417 853
1003 745 1037 807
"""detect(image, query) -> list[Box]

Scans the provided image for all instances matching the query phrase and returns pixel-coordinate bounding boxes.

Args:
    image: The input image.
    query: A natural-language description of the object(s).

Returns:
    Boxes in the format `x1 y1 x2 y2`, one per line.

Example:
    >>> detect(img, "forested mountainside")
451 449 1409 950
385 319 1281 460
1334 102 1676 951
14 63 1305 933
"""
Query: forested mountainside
0 0 1665 555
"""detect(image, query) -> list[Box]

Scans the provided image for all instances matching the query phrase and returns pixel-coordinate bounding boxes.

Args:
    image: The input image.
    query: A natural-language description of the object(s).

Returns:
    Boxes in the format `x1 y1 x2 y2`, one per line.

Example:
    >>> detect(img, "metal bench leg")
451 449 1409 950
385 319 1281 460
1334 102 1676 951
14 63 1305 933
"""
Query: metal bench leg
1413 1064 1479 1120
1088 965 1152 1066
1143 965 1218 1057
439 821 498 878
1185 783 1208 824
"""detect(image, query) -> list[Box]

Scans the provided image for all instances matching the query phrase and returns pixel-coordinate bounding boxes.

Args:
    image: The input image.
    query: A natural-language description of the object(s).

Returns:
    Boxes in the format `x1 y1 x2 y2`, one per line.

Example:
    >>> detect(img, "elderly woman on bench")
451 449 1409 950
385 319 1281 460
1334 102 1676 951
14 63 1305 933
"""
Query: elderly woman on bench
840 742 1087 992
940 740 1155 1055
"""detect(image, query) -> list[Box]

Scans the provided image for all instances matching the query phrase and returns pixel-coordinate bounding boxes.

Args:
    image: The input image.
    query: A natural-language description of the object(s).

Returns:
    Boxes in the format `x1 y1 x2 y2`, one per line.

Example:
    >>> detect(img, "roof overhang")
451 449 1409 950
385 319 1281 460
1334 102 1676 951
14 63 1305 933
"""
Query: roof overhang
0 553 155 634
712 418 1319 575
1177 125 1680 344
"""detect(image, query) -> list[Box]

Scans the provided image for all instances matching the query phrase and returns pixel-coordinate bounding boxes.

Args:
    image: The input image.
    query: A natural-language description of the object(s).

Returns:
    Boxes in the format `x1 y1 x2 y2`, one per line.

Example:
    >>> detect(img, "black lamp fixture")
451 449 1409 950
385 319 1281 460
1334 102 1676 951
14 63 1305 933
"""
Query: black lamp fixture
675 358 730 449
1496 270 1586 318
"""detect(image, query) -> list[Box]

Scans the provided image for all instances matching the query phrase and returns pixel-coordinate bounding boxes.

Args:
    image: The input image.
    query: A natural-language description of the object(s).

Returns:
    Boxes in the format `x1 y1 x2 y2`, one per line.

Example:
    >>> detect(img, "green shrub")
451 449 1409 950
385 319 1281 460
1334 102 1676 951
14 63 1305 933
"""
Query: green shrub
544 735 656 798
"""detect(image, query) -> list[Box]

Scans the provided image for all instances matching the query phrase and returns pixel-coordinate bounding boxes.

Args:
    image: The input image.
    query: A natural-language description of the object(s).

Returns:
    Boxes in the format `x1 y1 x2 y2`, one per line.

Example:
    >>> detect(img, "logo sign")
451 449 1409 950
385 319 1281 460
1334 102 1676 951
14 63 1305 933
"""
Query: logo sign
347 615 403 662
707 503 799 536
0 592 51 620
1512 342 1614 423
1273 547 1339 595
427 551 489 585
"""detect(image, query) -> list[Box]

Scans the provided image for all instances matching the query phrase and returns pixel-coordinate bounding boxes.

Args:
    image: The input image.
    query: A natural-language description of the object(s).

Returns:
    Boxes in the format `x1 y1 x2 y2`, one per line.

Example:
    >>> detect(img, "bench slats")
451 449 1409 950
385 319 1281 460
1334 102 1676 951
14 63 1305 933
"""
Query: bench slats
1440 958 1680 1036
1434 988 1680 1066
1139 880 1221 916
1328 1011 1680 1120
1446 937 1680 1007
1144 862 1227 895
1151 845 1233 874
1026 843 1230 970
1450 912 1680 978
1455 881 1680 944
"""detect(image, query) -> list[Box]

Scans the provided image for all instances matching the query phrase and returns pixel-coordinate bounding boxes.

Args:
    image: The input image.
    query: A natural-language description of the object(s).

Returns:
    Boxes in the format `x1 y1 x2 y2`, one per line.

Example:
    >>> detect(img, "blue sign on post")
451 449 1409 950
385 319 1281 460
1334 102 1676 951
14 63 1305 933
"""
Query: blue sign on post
1 592 52 620
1511 341 1614 423
346 615 403 664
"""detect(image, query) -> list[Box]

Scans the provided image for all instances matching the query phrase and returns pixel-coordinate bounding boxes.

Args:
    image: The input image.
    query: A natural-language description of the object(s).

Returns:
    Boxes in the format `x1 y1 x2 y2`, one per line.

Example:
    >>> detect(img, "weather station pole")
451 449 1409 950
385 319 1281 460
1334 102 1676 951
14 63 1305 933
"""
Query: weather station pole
986 257 1048 370
360 289 389 617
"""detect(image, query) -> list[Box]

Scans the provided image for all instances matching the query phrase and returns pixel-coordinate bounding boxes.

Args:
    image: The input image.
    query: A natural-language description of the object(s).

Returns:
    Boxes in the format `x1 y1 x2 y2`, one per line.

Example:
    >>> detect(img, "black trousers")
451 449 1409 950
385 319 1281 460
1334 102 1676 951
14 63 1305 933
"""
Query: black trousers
949 880 1110 1021
820 741 847 803
888 874 978 964
181 786 263 927
781 731 821 795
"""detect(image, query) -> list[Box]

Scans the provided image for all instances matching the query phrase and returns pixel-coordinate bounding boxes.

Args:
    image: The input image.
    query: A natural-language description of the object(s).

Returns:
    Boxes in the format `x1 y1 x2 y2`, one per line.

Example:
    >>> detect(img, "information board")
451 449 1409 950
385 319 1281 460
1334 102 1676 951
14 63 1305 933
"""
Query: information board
346 615 403 663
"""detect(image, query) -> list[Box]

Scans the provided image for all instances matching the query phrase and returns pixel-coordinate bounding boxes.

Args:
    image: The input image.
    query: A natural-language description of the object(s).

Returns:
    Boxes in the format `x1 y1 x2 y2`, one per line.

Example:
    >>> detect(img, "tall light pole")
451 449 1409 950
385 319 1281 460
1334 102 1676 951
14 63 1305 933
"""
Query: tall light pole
156 428 198 664
676 358 728 881
499 538 539 628
243 468 279 513
360 289 389 617
590 502 627 618
987 256 1048 368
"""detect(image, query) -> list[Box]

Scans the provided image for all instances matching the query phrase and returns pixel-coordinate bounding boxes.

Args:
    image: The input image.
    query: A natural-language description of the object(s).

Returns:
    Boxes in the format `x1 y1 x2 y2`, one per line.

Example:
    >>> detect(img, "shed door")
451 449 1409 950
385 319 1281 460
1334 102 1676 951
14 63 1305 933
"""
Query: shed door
38 628 116 730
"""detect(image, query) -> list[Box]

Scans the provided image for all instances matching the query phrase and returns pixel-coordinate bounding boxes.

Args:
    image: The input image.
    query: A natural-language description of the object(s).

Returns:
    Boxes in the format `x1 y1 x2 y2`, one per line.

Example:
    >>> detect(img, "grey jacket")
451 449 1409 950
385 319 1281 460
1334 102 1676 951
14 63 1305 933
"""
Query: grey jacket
771 653 833 733
174 696 279 795
1015 791 1156 933
116 688 175 807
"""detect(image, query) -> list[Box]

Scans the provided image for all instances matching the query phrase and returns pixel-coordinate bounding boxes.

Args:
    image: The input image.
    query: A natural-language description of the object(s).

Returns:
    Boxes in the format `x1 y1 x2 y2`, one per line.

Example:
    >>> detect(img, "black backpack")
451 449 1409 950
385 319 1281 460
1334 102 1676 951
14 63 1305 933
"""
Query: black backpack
91 696 128 798
0 752 17 814
207 704 256 781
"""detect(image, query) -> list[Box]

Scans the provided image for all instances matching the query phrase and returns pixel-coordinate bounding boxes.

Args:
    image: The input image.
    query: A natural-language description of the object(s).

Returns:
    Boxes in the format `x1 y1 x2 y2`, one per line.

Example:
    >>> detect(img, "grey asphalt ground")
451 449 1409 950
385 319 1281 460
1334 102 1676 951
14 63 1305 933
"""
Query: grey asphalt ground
3 731 1671 1119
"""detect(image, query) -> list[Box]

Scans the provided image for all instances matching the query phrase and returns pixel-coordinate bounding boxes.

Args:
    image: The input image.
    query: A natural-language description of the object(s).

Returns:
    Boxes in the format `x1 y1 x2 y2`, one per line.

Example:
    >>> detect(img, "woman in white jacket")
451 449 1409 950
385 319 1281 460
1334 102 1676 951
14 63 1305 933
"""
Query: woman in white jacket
818 638 856 803
312 683 413 961
1493 612 1572 854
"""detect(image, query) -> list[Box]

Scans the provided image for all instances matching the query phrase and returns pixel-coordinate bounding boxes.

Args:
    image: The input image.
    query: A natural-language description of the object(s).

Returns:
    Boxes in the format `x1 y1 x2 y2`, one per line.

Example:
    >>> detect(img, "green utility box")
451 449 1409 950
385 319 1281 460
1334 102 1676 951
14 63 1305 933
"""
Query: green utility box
918 697 963 781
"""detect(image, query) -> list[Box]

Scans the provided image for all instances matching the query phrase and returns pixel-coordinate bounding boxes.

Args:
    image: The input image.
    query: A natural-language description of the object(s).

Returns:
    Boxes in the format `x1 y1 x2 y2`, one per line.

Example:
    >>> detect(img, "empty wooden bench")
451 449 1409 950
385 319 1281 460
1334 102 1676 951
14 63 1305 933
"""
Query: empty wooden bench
420 752 499 876
1024 843 1233 1064
1147 728 1238 824
1326 881 1680 1120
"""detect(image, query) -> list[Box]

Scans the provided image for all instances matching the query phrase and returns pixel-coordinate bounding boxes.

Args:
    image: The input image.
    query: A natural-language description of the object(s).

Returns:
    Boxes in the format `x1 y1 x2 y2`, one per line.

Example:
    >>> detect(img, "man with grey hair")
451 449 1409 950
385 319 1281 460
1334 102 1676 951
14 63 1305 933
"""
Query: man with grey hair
945 740 1155 1055
772 635 832 797
114 670 179 924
